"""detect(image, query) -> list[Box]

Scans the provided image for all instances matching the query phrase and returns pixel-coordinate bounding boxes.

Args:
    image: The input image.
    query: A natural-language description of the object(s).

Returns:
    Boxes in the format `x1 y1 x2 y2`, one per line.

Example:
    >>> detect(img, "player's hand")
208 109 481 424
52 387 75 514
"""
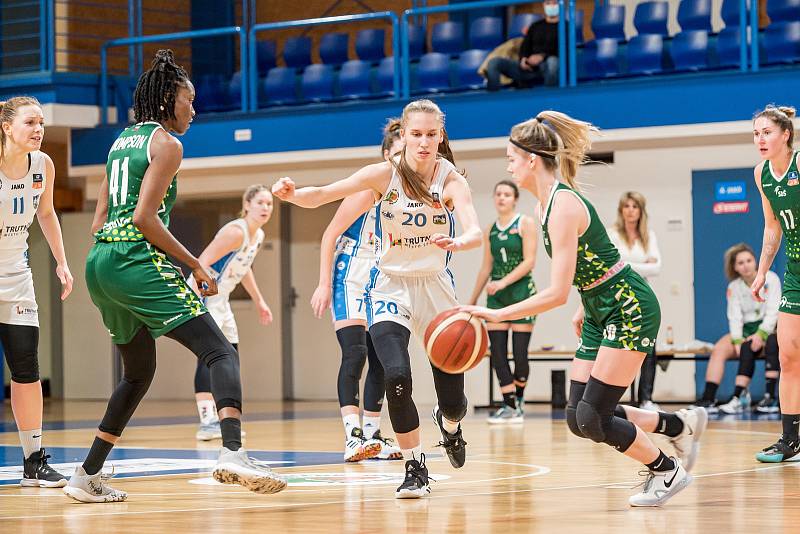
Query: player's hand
486 280 506 295
310 284 332 319
257 299 273 325
271 177 296 202
459 304 503 324
192 265 217 297
431 233 460 251
571 306 585 338
751 273 766 302
746 334 764 353
56 263 74 300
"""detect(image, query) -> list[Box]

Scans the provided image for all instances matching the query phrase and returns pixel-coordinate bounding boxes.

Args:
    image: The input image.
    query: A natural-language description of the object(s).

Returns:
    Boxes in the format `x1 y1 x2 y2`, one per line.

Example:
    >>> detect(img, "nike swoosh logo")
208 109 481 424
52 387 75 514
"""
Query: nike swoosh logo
32 435 41 439
664 468 679 488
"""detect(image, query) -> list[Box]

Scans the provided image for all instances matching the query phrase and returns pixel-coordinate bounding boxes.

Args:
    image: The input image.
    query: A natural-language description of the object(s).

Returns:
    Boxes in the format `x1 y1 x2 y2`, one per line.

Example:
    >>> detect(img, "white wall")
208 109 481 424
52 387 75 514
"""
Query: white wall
65 119 765 405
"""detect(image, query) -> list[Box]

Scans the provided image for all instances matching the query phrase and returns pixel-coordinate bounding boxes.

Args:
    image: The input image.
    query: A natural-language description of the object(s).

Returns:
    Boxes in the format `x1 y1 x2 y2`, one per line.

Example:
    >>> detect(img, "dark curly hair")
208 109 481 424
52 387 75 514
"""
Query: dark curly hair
133 49 190 123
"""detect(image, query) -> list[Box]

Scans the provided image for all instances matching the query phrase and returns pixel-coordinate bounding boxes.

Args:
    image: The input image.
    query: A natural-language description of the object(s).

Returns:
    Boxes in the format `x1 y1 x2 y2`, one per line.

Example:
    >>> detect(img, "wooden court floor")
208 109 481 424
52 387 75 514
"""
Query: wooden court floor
1 400 799 533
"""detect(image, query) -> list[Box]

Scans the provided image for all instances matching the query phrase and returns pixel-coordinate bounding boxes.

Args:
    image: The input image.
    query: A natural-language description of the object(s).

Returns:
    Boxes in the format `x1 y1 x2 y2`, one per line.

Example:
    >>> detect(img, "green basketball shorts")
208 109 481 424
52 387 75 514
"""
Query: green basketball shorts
486 276 537 324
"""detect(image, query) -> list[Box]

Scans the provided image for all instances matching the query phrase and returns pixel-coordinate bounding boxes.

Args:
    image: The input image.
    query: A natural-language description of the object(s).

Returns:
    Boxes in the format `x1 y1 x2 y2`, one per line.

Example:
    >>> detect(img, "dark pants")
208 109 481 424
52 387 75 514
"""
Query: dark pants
485 56 559 91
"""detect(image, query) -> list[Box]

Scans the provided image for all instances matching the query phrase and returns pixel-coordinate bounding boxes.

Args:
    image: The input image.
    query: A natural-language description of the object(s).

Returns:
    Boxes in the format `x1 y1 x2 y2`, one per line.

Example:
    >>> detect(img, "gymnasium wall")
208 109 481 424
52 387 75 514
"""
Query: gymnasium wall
55 118 767 405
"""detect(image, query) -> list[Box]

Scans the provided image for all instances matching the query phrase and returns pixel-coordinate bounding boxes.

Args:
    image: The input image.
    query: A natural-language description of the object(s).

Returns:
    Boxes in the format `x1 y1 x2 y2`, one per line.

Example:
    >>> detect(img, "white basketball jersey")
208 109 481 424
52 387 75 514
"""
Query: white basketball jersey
208 219 264 299
375 158 456 276
335 208 377 260
0 151 46 274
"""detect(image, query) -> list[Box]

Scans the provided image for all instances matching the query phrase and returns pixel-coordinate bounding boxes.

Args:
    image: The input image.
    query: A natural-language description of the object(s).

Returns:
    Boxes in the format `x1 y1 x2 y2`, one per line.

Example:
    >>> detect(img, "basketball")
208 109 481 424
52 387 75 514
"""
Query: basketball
424 308 489 374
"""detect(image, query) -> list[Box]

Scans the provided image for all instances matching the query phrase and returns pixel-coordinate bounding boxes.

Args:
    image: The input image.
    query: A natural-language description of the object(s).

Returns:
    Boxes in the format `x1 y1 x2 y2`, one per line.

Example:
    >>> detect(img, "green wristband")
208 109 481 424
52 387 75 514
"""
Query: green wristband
756 329 770 341
731 337 744 346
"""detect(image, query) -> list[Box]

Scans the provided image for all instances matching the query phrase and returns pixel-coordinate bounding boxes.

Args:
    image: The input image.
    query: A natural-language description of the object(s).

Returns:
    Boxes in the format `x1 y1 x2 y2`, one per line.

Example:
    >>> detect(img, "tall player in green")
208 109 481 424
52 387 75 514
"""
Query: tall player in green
470 180 537 424
751 105 800 462
463 111 707 507
64 50 286 503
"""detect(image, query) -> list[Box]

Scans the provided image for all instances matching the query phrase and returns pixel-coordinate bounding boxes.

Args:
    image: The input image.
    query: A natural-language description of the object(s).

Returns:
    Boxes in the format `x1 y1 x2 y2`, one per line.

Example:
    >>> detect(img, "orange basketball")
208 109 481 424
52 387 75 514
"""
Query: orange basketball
424 308 489 374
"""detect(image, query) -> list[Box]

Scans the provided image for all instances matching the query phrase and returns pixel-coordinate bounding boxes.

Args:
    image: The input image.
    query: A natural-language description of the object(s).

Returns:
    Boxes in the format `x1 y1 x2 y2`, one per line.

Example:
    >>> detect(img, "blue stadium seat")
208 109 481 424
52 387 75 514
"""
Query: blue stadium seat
283 36 312 69
768 0 800 23
592 5 626 41
634 2 669 37
301 64 336 102
717 26 746 67
470 16 504 50
763 21 800 63
255 40 277 75
455 49 489 89
338 60 372 99
228 71 243 108
627 34 665 74
408 25 426 60
417 52 451 92
571 9 585 45
431 21 465 55
677 0 712 32
721 0 748 27
377 56 397 95
671 30 710 70
355 28 386 62
264 67 297 105
582 38 619 78
194 74 228 112
320 32 349 65
508 13 543 38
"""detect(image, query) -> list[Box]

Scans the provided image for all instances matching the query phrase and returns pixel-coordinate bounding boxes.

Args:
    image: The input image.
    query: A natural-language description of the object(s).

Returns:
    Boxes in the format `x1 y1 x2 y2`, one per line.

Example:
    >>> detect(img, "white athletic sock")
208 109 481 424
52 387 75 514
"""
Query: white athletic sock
401 445 422 461
343 414 361 437
19 429 42 459
442 416 460 435
362 416 381 439
197 400 217 425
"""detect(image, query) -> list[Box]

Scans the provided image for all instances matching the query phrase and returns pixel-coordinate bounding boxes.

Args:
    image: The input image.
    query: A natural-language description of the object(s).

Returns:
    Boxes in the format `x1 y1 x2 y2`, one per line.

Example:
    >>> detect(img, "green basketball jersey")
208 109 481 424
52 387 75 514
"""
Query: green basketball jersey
541 182 621 289
489 214 527 280
760 152 800 275
95 121 177 243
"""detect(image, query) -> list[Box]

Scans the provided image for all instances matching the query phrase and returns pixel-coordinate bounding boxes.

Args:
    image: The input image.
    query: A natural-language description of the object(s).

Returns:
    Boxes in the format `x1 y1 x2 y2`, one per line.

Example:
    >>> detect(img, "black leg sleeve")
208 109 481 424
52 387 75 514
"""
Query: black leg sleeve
511 330 532 385
369 321 419 434
488 330 512 387
637 349 657 403
363 331 386 412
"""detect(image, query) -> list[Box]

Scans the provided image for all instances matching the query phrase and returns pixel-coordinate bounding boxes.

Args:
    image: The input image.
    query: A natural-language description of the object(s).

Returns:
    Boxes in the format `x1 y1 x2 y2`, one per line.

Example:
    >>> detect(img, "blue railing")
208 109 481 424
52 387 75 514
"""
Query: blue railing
400 0 571 99
100 26 248 124
247 11 400 112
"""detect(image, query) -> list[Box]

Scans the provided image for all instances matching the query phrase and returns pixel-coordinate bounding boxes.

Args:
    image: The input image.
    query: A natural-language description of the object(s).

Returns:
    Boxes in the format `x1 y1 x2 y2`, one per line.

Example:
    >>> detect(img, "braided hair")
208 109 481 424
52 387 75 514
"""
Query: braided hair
133 49 190 124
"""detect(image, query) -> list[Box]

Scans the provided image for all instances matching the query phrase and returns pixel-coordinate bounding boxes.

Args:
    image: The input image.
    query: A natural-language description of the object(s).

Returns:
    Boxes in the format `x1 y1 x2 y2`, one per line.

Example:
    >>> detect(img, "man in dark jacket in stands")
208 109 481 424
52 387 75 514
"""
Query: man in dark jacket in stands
486 0 560 90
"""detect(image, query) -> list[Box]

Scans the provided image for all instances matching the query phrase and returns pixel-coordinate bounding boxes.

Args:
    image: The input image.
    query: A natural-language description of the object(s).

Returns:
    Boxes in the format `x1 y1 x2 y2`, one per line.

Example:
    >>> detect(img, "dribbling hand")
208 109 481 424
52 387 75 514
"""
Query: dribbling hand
192 265 217 297
751 273 766 302
310 285 332 319
271 177 296 202
459 304 502 324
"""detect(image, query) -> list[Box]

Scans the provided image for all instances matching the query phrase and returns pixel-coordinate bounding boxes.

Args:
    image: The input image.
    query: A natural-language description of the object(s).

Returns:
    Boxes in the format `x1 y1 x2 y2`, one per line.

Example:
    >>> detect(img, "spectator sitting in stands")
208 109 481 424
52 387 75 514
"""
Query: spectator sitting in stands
485 0 560 91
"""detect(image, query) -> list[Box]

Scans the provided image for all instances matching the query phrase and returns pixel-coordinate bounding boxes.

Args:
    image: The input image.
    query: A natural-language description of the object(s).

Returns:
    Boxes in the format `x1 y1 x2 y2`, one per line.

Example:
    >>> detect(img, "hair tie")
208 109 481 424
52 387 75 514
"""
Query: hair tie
509 138 556 160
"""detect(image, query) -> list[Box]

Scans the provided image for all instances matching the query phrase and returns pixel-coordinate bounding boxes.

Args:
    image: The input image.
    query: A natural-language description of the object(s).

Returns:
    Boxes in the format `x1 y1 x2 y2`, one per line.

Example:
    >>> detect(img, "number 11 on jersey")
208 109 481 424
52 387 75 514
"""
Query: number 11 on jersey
109 157 130 207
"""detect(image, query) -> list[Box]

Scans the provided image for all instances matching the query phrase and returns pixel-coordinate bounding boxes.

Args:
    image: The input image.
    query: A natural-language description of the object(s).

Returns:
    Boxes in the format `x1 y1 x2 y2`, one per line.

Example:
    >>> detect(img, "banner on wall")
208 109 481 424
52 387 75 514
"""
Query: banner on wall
713 201 749 214
714 181 747 201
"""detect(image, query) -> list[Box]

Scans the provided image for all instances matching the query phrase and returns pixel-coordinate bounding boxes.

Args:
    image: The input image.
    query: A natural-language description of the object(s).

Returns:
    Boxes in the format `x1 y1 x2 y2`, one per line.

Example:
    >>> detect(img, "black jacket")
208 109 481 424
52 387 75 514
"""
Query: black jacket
519 19 559 59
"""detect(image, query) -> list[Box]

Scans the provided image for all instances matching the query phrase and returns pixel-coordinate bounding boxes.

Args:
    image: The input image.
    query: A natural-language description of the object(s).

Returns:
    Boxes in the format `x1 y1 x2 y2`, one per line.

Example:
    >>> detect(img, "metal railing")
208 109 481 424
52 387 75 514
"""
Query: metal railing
100 26 248 124
400 0 572 98
247 11 400 112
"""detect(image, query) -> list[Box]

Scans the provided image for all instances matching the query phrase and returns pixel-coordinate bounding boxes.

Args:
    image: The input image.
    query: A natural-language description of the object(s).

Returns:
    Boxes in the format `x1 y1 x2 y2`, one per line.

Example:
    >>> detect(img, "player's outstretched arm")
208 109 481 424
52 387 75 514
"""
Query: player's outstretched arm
272 163 389 209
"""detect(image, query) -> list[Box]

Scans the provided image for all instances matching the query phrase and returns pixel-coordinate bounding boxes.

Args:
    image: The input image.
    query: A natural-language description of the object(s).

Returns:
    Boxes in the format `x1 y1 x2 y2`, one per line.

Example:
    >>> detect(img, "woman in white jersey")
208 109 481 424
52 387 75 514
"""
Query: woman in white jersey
310 119 403 461
0 96 73 487
606 191 662 411
274 99 482 499
190 185 274 440
464 111 707 507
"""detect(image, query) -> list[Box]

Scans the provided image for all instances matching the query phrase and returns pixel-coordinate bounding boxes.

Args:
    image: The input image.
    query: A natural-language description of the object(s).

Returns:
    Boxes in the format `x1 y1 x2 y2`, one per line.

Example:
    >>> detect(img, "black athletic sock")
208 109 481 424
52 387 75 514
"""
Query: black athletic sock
515 384 525 398
502 392 517 409
646 450 676 472
82 437 115 476
220 418 242 451
654 412 684 438
766 378 777 398
782 414 800 441
701 382 719 402
733 385 745 398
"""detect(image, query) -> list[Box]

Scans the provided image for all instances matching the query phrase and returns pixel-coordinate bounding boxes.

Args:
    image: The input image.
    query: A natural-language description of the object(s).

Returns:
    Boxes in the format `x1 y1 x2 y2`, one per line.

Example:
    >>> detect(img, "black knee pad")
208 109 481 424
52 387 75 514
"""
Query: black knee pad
738 341 757 378
363 332 385 412
566 380 588 438
336 325 368 407
765 333 780 372
576 377 636 452
0 324 40 383
614 405 628 419
488 330 512 386
438 396 468 423
512 331 531 381
384 365 418 433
